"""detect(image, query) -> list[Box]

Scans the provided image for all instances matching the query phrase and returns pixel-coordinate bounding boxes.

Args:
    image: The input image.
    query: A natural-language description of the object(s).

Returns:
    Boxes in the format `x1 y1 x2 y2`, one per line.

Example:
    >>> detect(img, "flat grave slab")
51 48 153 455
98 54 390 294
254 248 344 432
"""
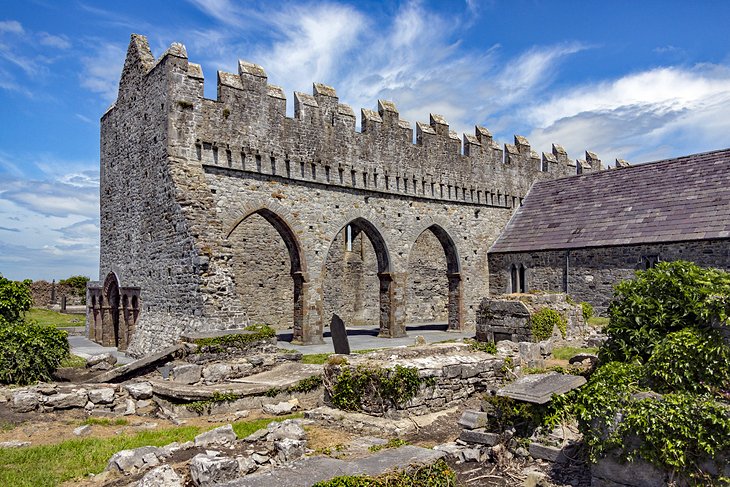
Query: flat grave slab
497 372 586 404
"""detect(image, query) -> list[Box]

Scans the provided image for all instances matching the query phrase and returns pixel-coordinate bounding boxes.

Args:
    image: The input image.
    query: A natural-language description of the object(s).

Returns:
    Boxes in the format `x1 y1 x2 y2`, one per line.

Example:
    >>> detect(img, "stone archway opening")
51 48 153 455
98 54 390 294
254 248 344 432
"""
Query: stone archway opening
407 225 463 331
322 217 402 338
227 208 307 340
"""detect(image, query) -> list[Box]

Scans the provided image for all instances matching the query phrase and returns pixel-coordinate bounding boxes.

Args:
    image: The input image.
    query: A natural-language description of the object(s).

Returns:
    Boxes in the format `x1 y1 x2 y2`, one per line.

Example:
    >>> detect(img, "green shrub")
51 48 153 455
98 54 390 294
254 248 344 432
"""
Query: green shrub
465 338 497 354
530 308 567 341
312 459 456 486
603 261 730 363
59 276 90 298
0 275 32 324
646 328 730 395
0 321 69 385
330 365 430 411
580 302 594 321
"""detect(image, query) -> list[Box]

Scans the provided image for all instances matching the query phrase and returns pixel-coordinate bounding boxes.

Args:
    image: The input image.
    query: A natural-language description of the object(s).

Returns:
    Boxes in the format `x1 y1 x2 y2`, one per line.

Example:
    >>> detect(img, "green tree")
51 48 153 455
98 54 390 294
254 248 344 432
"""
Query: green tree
59 275 90 297
0 274 32 324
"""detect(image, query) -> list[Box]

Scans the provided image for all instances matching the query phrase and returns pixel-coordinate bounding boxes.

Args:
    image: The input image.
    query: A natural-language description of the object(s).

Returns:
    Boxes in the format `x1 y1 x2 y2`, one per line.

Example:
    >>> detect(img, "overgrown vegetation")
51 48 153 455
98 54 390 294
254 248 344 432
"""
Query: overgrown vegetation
59 354 87 368
59 275 90 299
0 416 299 487
545 262 730 483
265 374 323 397
81 418 128 427
330 364 434 412
580 301 593 321
193 324 276 352
368 438 409 452
529 308 567 341
312 458 456 487
184 391 241 414
301 353 331 364
465 338 497 354
0 275 70 385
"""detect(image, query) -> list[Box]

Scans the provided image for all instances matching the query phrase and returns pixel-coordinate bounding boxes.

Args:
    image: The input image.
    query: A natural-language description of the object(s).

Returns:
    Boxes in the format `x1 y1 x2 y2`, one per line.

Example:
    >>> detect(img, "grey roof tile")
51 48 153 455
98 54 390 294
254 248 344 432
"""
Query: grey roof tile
490 148 730 253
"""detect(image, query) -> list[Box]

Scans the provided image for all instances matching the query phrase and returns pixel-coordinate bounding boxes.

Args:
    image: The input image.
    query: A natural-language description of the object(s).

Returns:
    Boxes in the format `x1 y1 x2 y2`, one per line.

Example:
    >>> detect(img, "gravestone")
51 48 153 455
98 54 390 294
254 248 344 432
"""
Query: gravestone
497 372 585 404
330 314 350 355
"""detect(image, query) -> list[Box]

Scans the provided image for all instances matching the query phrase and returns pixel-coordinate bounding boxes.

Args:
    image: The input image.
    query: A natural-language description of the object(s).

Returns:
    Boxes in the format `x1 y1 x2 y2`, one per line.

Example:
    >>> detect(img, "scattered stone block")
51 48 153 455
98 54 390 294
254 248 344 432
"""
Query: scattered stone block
189 452 239 486
522 467 549 487
457 410 490 430
263 399 298 416
73 425 92 437
170 363 202 384
267 419 306 441
528 442 580 464
194 424 237 447
459 429 500 446
125 382 153 399
0 440 30 448
12 390 39 412
591 453 667 487
106 446 162 473
87 353 117 371
45 390 88 409
244 428 269 442
497 372 586 404
237 455 258 474
251 452 270 464
137 464 183 487
88 388 115 404
275 438 306 462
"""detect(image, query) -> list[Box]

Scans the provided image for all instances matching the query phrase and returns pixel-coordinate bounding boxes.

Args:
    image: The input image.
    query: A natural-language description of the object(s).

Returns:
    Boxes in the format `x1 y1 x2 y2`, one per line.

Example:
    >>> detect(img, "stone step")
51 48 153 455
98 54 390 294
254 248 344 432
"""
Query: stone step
151 362 323 401
219 445 446 487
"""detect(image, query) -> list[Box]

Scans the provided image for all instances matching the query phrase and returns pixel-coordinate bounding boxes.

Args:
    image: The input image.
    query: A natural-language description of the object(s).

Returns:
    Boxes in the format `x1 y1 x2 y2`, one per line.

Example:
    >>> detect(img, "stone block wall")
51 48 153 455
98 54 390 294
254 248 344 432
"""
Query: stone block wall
488 239 730 314
476 293 585 343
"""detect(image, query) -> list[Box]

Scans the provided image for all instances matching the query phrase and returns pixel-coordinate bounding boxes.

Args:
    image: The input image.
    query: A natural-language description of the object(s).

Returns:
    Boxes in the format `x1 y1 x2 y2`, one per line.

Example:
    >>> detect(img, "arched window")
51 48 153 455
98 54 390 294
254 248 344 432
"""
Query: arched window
510 264 518 293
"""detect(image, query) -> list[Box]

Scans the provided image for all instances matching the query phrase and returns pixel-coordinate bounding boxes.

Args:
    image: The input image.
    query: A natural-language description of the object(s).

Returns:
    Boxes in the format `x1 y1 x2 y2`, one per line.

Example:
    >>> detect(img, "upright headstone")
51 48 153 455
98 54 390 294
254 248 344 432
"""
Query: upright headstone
51 279 56 304
60 295 67 312
330 314 350 355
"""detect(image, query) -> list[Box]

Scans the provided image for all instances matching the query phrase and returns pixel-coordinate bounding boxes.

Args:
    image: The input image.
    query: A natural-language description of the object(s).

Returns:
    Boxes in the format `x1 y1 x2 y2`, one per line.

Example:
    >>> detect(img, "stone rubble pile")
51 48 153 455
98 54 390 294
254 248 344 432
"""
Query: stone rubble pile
105 420 308 486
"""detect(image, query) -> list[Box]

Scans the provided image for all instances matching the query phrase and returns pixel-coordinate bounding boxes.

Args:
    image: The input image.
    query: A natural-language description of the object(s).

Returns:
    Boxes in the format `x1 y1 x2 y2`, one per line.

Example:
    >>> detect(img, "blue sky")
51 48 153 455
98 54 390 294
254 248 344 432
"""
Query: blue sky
2 0 730 281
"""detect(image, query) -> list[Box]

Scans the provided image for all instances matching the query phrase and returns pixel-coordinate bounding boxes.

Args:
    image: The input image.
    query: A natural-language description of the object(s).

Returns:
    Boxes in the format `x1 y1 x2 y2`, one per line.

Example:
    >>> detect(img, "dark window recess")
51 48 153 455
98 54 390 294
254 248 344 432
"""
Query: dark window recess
642 255 660 269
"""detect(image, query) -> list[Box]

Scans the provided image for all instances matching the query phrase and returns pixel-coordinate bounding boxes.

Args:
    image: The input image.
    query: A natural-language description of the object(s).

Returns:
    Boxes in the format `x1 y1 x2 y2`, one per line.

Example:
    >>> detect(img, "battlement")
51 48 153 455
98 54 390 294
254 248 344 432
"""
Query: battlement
107 34 605 206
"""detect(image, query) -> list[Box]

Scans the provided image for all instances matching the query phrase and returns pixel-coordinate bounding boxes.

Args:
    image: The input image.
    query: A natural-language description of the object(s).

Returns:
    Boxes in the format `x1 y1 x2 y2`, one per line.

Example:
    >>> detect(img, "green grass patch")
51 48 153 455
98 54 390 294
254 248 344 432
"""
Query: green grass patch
0 415 300 486
26 308 83 328
552 346 599 361
59 354 86 368
301 353 331 364
81 418 128 427
368 438 408 452
587 316 609 328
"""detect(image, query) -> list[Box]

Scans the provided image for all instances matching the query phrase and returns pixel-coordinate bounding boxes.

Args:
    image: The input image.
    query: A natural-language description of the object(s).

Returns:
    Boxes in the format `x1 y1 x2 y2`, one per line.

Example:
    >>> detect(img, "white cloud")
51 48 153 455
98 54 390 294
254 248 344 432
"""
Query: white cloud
38 32 71 49
0 20 23 35
525 65 730 162
79 42 126 101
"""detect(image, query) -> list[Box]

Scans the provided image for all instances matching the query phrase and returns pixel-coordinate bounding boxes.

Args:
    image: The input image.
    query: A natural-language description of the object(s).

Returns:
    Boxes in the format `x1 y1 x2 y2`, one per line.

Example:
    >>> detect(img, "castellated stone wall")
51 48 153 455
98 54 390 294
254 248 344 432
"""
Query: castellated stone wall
95 34 602 356
488 238 730 314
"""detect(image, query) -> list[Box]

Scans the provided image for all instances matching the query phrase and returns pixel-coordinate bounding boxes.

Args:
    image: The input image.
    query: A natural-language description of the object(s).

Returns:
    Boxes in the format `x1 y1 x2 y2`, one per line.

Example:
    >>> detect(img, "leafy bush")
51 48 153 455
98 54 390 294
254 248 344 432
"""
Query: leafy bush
330 364 431 411
603 261 730 363
646 328 730 395
0 275 32 324
193 324 276 352
580 301 594 321
530 308 567 341
0 321 69 385
59 275 90 297
312 459 456 487
465 338 497 354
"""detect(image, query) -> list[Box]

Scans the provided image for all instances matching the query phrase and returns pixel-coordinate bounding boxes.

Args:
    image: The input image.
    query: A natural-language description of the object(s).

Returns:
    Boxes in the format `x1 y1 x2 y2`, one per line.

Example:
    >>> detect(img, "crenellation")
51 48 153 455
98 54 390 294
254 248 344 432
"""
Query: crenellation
615 158 630 168
585 150 602 171
514 135 531 155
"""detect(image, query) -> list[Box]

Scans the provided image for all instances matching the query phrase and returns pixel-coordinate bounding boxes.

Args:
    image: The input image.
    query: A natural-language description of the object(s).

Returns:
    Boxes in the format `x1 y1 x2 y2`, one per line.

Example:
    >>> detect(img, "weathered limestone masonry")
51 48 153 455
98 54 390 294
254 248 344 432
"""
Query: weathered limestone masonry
91 34 601 356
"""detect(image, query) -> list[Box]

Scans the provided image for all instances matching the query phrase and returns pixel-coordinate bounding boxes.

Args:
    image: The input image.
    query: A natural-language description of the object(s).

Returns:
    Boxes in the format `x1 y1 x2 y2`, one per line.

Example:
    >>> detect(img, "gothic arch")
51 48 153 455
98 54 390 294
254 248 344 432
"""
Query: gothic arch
226 205 308 340
102 272 121 348
322 216 400 338
407 224 464 330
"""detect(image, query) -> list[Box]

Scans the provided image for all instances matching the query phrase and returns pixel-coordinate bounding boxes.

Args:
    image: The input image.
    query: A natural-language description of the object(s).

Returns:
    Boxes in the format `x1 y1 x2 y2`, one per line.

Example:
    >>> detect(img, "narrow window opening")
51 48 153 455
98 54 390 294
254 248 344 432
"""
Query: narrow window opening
510 264 518 293
351 170 356 186
311 163 316 179
226 149 232 167
519 265 526 293
255 154 262 172
345 224 353 252
212 146 219 165
270 156 276 175
285 159 291 177
325 165 331 182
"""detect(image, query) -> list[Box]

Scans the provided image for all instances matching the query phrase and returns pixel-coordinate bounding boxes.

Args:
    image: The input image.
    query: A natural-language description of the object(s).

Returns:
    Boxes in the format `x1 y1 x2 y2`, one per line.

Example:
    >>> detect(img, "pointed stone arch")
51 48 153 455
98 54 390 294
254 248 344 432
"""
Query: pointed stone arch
408 224 464 330
322 216 402 338
226 203 309 341
102 272 121 348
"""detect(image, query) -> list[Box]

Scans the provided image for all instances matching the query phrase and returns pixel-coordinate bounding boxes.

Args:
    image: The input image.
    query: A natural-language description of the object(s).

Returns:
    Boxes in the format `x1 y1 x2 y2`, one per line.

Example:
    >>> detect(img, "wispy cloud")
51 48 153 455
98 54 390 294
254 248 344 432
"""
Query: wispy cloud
79 41 126 101
0 20 23 35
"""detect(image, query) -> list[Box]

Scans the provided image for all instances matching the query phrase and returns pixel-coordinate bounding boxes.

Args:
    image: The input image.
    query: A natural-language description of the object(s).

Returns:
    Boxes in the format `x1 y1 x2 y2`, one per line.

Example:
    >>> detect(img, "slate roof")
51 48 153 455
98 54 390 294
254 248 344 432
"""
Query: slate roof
489 148 730 253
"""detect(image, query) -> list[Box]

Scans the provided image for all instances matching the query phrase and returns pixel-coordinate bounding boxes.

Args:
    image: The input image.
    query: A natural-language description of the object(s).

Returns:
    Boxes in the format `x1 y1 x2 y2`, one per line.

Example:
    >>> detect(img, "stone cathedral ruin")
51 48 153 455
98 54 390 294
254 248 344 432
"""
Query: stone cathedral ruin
89 34 730 357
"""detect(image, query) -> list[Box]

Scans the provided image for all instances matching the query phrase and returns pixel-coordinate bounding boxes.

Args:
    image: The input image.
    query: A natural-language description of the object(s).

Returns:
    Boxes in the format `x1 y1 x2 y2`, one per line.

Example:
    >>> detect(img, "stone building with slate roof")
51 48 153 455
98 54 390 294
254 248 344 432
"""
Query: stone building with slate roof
488 148 730 313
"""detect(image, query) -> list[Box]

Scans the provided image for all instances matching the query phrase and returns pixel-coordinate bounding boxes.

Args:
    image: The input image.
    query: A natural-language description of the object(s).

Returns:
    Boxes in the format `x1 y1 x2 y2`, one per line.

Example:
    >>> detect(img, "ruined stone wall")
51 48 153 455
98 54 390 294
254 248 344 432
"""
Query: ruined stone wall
96 34 603 355
488 238 730 314
31 281 84 307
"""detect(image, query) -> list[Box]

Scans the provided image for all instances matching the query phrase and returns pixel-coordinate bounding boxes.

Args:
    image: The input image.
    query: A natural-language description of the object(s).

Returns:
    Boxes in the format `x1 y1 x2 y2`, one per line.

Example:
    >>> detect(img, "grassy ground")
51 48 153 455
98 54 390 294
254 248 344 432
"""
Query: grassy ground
587 316 609 328
0 414 300 487
26 308 84 328
551 345 599 361
59 354 87 368
301 349 383 364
